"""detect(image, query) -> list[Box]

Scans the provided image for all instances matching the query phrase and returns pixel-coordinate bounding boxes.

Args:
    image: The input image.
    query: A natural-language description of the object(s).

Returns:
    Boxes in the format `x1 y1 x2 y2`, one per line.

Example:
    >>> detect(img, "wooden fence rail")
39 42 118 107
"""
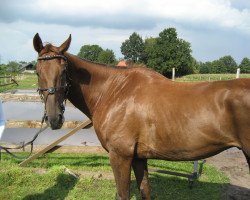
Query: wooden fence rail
0 75 18 87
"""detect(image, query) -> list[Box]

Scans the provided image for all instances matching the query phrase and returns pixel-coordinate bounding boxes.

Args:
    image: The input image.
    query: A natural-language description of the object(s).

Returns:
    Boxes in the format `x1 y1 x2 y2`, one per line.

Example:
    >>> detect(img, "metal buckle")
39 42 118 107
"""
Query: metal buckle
48 87 56 94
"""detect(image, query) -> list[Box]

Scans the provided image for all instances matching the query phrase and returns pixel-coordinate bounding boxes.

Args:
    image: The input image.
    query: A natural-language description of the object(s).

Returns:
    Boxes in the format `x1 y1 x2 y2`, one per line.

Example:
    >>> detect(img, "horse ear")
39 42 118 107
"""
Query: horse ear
33 33 43 53
59 34 71 53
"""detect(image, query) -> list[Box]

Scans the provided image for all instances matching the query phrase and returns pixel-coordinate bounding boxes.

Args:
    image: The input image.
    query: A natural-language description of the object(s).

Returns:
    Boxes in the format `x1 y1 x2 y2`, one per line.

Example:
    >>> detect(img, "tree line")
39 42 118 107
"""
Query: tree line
76 27 250 77
1 27 250 76
0 61 36 75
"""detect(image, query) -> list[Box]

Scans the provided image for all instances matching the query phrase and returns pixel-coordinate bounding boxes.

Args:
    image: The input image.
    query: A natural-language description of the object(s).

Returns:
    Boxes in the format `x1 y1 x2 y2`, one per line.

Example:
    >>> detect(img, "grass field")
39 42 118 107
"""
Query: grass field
1 73 250 93
0 74 37 93
176 73 250 82
0 153 229 200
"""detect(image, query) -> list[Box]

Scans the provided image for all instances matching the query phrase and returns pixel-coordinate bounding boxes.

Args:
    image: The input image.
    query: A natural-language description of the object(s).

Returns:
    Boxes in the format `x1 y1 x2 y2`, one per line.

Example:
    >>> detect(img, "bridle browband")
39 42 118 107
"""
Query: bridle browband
37 54 71 122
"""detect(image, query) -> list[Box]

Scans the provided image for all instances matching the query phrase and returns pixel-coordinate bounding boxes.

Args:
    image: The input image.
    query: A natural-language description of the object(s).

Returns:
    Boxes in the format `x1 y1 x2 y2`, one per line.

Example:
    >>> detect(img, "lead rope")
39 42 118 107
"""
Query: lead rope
0 89 59 160
0 116 48 160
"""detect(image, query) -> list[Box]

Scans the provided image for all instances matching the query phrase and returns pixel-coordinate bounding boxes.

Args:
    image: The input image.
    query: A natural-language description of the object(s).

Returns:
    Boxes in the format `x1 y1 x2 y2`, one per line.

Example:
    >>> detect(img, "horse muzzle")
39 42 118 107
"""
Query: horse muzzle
45 113 65 130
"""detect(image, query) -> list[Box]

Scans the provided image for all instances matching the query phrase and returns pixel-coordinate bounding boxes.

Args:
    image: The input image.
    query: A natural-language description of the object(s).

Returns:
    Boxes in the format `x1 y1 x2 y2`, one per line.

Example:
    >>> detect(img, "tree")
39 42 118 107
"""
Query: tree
77 45 103 62
142 37 156 64
146 28 193 77
219 55 237 73
0 64 7 75
120 32 145 63
211 59 226 73
97 49 116 64
191 57 200 74
200 62 212 74
200 56 238 74
239 57 250 73
7 61 19 74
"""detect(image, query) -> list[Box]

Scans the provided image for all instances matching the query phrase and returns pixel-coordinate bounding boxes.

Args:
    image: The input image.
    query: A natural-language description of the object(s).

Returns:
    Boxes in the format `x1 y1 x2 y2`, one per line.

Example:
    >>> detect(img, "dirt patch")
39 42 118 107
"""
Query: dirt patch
206 150 250 200
0 93 74 107
0 93 41 102
6 120 87 129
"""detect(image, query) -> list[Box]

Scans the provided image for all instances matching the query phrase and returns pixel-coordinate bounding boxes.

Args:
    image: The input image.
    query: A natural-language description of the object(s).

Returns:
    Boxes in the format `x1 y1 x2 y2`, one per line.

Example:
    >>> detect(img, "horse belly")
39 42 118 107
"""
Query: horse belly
135 111 239 161
136 134 236 161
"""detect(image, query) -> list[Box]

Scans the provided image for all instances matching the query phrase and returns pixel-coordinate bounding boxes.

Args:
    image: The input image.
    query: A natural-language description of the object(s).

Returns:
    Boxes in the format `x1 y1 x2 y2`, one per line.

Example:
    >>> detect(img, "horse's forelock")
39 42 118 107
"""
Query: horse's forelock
41 43 60 54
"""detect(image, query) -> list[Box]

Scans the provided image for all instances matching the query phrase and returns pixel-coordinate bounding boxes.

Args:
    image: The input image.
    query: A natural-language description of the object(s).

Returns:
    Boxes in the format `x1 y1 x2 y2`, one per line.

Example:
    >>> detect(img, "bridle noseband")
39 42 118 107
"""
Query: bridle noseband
36 54 71 121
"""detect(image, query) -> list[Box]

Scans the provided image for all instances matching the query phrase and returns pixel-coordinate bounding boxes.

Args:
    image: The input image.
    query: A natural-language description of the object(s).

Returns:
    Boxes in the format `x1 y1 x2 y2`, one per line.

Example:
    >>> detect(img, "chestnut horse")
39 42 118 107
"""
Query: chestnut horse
33 33 250 200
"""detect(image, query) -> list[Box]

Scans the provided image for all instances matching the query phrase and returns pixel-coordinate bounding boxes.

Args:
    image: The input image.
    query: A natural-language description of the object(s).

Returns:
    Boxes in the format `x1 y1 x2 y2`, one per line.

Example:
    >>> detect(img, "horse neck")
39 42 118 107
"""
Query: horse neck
65 53 113 118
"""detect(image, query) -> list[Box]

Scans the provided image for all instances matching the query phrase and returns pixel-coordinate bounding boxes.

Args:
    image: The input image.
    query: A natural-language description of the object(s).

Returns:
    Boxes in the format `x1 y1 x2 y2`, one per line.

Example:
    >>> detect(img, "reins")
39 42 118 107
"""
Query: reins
0 54 70 160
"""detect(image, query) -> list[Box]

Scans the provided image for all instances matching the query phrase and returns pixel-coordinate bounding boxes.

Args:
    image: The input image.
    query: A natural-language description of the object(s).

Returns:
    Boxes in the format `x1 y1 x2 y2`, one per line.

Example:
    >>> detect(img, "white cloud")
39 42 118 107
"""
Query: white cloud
0 0 249 63
1 0 250 33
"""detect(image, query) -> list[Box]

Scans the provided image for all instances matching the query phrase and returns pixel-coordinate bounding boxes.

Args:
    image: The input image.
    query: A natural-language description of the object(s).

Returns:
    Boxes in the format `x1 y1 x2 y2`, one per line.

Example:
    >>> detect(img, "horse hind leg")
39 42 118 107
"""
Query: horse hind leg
132 158 151 200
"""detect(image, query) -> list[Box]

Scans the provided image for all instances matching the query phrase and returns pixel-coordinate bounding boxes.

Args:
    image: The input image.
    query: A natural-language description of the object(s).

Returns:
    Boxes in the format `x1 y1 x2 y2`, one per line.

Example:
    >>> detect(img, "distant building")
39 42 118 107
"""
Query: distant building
116 60 129 67
20 63 35 73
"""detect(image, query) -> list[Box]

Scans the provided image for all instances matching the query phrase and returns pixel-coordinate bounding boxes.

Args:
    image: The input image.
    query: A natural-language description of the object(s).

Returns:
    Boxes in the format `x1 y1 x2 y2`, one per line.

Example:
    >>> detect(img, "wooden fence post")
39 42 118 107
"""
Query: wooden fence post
172 68 175 81
236 68 240 79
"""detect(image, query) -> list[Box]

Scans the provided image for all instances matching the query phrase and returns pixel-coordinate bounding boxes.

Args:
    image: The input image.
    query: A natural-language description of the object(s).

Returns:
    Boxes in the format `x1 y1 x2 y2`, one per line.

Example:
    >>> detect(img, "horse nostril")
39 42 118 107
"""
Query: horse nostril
45 116 48 121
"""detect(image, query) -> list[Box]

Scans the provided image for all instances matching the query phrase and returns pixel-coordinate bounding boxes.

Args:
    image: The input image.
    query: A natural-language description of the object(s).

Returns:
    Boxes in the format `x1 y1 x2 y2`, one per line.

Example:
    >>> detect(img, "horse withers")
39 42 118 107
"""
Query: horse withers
33 33 250 200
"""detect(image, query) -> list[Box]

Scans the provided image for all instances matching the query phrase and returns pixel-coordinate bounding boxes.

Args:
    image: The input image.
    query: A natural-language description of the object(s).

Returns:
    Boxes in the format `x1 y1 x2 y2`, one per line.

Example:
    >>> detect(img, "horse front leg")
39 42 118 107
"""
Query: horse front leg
132 158 151 200
109 151 132 200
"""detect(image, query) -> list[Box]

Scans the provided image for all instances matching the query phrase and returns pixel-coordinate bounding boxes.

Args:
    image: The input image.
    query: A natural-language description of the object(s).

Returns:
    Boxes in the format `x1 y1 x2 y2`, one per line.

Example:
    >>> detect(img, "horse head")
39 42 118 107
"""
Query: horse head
33 33 71 130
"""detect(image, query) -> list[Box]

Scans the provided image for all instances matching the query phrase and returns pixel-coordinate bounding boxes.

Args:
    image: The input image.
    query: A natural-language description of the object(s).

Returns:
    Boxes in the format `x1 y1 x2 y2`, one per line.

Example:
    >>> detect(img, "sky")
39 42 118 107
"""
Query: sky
0 0 250 64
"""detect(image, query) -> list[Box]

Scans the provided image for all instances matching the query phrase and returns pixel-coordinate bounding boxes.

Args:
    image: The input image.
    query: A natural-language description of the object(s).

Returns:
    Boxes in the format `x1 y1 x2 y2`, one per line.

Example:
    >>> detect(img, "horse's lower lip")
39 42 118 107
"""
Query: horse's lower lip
50 122 63 130
50 125 62 130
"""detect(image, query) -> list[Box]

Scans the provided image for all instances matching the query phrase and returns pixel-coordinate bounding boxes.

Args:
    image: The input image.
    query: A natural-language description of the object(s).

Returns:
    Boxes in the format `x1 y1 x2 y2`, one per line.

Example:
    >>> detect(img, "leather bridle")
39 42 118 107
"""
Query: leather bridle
36 54 71 122
0 54 71 160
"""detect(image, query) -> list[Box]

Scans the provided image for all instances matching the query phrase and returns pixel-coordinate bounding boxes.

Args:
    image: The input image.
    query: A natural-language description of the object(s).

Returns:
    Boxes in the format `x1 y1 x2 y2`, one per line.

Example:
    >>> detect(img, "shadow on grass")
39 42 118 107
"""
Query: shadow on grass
4 154 249 199
130 175 249 200
223 184 250 200
22 173 78 200
20 173 250 200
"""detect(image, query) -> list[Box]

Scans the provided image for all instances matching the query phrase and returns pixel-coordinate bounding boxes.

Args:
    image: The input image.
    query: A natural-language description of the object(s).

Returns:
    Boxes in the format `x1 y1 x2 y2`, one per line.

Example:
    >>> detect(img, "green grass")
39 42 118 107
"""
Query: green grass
0 153 229 200
0 74 37 93
177 73 250 82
